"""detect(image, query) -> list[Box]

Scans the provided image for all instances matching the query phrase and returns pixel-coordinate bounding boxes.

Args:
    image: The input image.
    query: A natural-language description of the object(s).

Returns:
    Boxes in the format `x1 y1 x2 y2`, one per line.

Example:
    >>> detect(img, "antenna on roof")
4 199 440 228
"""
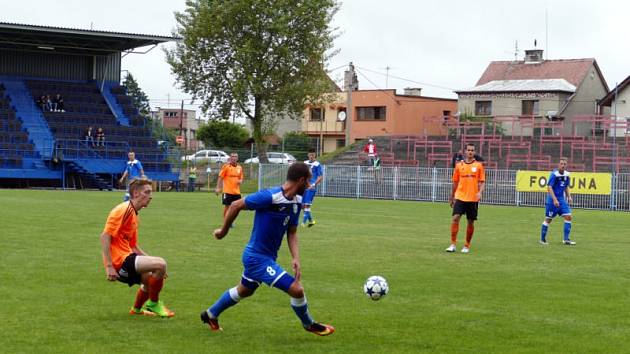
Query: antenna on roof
534 39 537 48
514 40 519 61
545 8 549 59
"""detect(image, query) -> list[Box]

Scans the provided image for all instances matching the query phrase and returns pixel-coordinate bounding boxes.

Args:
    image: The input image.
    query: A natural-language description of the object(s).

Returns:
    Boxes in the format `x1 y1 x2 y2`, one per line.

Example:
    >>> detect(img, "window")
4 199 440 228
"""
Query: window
356 106 386 120
310 108 324 121
522 100 540 116
474 101 492 116
336 139 345 148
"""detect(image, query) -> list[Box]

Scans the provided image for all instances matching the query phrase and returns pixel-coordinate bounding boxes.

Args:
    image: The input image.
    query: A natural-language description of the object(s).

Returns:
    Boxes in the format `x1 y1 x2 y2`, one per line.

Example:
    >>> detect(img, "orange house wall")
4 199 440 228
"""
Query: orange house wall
349 90 457 142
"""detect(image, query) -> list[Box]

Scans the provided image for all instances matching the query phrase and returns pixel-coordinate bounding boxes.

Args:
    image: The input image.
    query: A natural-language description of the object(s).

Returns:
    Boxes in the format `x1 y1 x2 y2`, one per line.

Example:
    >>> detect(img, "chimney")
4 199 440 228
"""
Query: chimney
344 62 359 91
404 87 422 96
524 49 544 64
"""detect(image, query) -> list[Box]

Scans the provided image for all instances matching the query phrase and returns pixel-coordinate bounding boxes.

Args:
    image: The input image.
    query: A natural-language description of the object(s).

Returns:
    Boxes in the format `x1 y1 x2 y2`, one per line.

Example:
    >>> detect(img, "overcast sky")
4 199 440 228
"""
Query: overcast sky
2 0 629 113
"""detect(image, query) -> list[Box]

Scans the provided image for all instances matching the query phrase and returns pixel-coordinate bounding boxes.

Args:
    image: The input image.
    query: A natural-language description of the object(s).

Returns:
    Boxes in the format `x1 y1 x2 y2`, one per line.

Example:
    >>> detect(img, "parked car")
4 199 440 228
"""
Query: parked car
181 149 229 163
244 152 297 164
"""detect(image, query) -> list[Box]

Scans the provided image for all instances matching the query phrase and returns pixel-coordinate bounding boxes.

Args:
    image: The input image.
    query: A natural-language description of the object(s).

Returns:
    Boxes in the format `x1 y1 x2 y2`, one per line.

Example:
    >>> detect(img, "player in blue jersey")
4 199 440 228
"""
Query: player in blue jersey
119 151 145 201
201 162 334 336
302 149 323 227
540 157 575 245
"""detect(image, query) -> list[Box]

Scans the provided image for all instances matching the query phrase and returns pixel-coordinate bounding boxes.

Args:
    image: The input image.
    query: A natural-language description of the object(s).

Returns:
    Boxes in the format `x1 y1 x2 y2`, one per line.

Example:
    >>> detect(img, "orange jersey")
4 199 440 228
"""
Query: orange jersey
219 163 243 195
102 201 138 270
453 160 485 202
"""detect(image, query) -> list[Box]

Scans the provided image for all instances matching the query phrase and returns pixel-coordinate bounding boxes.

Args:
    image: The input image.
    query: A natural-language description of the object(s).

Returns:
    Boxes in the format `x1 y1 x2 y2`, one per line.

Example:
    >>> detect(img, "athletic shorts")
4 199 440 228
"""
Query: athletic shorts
545 200 571 218
452 200 479 220
302 188 317 205
240 253 295 293
222 193 241 206
117 253 142 287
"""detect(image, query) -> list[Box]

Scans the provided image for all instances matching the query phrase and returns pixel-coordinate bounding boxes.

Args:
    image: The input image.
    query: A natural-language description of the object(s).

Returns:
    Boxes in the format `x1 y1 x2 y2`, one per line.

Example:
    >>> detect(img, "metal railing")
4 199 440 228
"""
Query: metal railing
258 164 630 212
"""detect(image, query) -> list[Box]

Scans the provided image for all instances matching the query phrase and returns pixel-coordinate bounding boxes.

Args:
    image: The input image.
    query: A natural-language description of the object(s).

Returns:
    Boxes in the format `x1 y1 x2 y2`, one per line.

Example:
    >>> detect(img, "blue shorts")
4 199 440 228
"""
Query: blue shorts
302 188 317 205
545 200 571 218
240 253 295 292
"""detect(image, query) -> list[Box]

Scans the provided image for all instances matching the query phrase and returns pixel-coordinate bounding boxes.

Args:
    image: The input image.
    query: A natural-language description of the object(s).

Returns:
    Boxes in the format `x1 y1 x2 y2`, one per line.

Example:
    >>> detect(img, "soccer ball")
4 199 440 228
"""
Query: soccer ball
363 275 389 300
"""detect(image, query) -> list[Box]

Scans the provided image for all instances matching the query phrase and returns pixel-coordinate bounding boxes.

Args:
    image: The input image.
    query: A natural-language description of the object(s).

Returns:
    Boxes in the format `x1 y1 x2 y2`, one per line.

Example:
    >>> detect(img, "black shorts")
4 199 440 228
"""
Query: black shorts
117 253 142 287
452 200 479 221
222 193 241 206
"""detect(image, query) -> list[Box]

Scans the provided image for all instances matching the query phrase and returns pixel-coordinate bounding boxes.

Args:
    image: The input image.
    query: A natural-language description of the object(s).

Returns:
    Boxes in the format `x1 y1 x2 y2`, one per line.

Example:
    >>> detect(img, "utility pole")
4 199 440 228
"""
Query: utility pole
180 100 186 152
344 62 358 146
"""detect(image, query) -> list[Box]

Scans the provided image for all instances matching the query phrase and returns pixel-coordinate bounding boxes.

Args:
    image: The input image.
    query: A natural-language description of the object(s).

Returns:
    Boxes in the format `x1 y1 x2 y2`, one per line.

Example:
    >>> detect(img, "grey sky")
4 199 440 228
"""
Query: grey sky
2 0 628 111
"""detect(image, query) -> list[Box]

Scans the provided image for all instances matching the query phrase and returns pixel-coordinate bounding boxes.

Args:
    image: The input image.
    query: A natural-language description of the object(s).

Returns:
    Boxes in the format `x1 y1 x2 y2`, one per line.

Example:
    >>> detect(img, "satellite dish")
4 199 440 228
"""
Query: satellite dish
337 110 347 121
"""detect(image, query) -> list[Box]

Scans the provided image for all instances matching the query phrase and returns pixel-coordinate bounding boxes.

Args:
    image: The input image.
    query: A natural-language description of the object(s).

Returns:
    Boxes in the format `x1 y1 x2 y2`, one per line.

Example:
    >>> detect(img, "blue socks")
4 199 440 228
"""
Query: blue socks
291 296 314 327
541 220 573 242
541 222 549 242
302 209 312 224
564 220 572 241
208 287 241 318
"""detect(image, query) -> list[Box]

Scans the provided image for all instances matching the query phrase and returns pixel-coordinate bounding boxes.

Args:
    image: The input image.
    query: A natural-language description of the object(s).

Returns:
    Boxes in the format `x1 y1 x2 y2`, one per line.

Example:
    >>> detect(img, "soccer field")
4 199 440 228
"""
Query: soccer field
2 190 630 353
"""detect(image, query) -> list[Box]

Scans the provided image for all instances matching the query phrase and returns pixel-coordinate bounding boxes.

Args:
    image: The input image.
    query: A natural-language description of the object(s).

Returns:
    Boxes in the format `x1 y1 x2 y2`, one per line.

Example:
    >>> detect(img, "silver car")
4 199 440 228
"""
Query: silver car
244 152 296 164
181 150 229 163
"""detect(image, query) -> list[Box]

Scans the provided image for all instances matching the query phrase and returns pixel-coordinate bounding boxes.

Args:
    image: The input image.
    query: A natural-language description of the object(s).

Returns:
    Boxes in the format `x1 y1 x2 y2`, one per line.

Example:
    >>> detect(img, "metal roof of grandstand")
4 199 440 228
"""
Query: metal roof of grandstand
0 22 178 55
458 79 576 94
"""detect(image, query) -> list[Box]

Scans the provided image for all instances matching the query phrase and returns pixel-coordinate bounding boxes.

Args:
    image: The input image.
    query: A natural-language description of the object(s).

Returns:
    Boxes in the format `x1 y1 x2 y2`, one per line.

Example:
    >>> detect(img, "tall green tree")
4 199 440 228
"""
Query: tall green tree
122 73 151 117
196 120 249 148
166 0 338 162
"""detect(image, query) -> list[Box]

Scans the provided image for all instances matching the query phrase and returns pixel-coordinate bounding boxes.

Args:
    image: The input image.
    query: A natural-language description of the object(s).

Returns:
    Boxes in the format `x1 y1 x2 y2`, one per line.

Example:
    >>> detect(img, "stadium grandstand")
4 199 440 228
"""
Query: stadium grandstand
0 22 179 189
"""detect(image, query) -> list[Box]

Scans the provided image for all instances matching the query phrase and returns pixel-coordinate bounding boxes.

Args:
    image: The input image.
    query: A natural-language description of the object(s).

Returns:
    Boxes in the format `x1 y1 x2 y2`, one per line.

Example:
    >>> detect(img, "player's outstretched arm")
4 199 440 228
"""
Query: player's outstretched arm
214 198 246 239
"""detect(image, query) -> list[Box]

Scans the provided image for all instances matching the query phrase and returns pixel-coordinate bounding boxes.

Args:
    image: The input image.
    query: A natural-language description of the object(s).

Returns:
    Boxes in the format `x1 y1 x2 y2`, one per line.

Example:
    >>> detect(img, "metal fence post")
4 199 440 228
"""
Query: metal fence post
393 166 398 200
431 166 437 202
257 164 262 191
610 172 617 210
356 165 361 199
321 165 327 197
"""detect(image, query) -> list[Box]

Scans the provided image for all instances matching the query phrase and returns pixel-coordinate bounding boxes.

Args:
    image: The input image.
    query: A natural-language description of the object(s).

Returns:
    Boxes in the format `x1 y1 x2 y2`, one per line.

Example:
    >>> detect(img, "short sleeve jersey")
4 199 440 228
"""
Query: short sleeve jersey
304 160 323 188
243 187 302 260
546 169 570 203
219 163 244 195
102 201 138 270
452 160 485 202
126 159 144 179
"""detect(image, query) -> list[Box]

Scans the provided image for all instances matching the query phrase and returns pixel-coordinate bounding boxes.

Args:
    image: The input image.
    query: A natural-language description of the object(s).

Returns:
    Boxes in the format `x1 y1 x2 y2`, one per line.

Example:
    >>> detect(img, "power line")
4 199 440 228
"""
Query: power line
355 65 457 91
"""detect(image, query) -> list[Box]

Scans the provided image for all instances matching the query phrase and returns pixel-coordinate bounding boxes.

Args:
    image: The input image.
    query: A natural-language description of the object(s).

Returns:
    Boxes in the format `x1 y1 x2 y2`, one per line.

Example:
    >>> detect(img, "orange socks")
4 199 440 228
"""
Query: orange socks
450 223 459 244
148 276 164 302
465 224 474 247
133 288 149 309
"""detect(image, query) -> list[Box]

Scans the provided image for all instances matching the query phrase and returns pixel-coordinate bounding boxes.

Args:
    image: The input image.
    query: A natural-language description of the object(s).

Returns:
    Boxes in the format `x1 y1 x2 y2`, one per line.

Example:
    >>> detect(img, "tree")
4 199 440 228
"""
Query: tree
197 120 249 148
122 72 151 117
166 0 339 162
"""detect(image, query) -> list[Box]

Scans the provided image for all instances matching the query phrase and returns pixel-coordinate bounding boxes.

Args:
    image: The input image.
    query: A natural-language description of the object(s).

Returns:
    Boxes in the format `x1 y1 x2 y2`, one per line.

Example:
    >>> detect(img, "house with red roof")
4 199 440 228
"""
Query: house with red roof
456 49 609 135
599 75 630 137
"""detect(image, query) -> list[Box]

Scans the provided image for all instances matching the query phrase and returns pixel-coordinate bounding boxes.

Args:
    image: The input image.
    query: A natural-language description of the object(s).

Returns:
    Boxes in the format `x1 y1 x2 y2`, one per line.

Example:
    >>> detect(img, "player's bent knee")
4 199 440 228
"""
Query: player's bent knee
287 282 304 298
236 284 255 298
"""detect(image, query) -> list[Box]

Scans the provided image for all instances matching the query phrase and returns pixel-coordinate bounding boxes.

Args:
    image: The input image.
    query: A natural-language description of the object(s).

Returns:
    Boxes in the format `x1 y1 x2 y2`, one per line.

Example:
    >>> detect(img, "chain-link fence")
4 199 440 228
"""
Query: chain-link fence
258 164 630 211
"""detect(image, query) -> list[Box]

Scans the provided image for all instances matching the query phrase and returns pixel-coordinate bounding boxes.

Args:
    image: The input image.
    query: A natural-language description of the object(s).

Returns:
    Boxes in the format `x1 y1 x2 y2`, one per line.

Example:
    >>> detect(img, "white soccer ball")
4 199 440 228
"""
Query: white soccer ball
363 275 389 301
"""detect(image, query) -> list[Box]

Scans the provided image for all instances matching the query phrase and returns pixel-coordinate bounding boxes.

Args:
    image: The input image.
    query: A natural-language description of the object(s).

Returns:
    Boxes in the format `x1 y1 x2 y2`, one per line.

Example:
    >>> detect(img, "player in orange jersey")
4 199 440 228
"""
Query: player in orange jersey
446 143 485 253
100 178 175 317
215 152 244 220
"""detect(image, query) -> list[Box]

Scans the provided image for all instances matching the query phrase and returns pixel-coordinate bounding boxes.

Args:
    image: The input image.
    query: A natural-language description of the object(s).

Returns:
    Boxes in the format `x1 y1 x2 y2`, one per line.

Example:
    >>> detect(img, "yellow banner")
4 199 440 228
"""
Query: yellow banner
516 170 611 195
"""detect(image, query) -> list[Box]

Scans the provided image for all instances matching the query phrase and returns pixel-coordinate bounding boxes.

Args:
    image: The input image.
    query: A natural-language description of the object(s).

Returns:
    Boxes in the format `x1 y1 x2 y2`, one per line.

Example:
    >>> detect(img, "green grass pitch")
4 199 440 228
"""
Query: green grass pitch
1 189 630 353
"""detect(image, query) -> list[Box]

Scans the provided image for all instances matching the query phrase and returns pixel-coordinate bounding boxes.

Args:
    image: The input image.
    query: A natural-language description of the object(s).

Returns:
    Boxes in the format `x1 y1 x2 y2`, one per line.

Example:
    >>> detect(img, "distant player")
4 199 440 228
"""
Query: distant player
119 151 145 201
302 148 323 227
446 143 485 253
215 152 244 221
201 162 334 336
100 178 175 317
540 157 575 245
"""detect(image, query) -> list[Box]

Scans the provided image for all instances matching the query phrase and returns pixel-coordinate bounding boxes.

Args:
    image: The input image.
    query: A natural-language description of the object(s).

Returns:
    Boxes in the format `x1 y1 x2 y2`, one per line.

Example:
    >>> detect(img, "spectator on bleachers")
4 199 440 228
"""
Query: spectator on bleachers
53 93 65 112
363 138 378 169
96 127 105 147
85 126 95 147
452 149 484 168
36 95 47 111
45 94 53 111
